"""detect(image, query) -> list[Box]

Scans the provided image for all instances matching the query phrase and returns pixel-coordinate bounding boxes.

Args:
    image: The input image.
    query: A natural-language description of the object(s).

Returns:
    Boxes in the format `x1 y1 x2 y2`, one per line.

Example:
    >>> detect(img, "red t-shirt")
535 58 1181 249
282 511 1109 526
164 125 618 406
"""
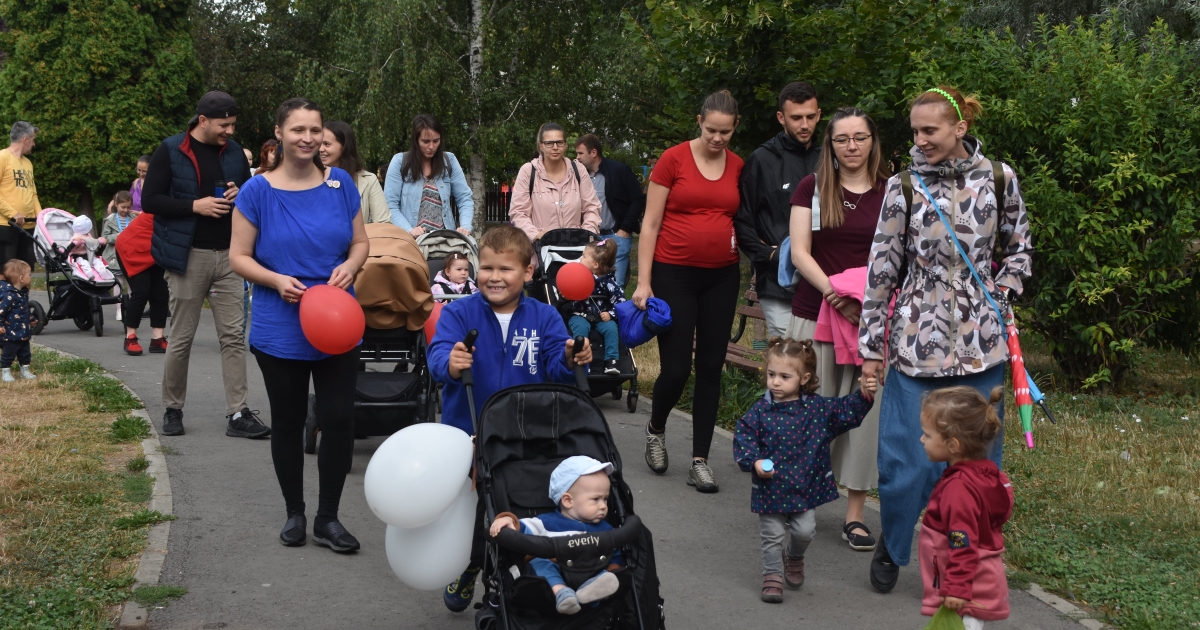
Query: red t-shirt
649 142 744 268
789 174 885 320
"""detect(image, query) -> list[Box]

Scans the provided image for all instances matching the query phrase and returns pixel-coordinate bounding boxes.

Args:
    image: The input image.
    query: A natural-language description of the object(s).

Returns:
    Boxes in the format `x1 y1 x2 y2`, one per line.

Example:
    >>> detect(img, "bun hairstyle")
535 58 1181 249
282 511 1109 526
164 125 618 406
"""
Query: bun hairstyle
700 89 739 122
922 386 1003 460
270 97 324 172
585 239 617 276
911 85 983 130
536 122 566 159
764 337 820 395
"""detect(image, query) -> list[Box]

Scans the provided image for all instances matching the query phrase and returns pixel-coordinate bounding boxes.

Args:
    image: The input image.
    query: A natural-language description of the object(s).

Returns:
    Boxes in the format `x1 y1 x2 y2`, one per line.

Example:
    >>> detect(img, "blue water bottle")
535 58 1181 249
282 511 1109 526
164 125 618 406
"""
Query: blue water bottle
761 459 774 473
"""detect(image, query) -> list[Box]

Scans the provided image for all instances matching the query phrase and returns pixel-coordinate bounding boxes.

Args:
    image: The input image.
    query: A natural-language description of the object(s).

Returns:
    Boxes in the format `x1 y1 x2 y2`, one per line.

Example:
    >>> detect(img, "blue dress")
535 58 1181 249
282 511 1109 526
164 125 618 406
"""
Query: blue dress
235 168 362 361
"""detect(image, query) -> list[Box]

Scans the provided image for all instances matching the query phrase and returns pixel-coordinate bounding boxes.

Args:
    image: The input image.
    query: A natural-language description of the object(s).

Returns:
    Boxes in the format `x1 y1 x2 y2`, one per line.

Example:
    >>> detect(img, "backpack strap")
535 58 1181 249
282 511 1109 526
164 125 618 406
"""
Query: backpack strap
990 159 1008 259
896 171 914 292
528 163 537 199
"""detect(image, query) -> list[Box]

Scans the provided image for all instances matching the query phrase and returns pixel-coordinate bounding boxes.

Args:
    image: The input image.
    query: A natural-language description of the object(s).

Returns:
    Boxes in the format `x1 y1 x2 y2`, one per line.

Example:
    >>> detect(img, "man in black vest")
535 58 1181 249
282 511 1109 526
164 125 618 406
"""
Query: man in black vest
574 134 645 288
735 82 822 338
142 91 265 439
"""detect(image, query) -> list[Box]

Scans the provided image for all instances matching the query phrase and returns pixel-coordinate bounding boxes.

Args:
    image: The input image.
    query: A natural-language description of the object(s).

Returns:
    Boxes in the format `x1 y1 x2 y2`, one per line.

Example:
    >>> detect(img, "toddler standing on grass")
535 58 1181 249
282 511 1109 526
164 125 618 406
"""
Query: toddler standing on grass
918 386 1013 629
733 337 876 603
0 259 36 382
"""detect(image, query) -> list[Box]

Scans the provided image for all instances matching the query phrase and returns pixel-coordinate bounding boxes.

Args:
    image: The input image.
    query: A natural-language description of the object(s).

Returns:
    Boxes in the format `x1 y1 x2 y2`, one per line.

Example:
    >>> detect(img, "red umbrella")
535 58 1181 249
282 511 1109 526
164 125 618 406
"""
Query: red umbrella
1005 318 1035 449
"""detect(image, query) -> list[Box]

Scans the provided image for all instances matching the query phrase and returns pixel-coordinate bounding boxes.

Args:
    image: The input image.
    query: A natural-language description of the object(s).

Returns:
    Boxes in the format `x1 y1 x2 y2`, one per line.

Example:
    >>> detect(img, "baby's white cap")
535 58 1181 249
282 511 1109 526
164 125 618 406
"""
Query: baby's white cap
72 215 93 235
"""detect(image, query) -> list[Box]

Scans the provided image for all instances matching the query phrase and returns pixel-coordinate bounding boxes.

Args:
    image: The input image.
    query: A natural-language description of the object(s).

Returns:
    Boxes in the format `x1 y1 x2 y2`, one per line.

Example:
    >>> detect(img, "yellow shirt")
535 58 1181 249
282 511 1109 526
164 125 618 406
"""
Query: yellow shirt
0 148 42 228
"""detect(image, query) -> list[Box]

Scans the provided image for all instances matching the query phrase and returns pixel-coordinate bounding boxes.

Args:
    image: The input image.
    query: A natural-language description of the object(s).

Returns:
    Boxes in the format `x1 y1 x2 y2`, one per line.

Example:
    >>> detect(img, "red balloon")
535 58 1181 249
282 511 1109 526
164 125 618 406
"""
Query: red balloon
299 284 365 354
557 262 595 301
424 301 444 342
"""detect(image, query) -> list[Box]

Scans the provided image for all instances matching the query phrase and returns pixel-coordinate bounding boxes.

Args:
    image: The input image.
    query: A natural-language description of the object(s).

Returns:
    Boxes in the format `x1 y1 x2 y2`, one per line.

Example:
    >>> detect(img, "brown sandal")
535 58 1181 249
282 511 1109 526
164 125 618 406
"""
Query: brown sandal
761 574 784 603
784 554 806 588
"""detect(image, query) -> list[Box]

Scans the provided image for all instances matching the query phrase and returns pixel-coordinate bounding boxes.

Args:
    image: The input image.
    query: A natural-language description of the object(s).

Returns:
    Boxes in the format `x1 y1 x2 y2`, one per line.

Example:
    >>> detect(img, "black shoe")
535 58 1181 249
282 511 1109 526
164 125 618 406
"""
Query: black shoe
161 408 184 436
226 407 270 439
603 359 620 375
313 519 360 553
869 532 899 593
280 513 306 546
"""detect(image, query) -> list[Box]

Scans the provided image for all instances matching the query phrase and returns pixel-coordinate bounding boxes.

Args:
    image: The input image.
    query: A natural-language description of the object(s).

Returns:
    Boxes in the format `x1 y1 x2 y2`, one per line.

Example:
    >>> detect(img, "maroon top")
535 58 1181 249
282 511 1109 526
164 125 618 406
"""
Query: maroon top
789 174 886 320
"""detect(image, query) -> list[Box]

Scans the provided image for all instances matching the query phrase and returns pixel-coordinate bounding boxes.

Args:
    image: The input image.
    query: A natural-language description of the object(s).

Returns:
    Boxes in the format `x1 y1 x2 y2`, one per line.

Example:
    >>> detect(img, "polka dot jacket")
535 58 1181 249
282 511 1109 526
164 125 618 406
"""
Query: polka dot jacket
0 280 31 342
733 390 872 514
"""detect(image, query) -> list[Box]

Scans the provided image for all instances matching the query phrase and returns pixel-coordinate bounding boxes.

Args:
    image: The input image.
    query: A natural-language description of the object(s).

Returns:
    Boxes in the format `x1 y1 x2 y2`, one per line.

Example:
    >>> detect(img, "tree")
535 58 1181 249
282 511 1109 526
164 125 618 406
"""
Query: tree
0 0 201 216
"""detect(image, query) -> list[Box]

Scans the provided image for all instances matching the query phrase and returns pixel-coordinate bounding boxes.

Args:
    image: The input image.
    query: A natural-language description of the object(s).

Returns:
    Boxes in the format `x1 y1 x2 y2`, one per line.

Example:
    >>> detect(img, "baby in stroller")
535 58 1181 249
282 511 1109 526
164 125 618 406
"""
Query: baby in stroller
558 240 625 374
64 215 116 284
489 456 623 615
430 252 477 303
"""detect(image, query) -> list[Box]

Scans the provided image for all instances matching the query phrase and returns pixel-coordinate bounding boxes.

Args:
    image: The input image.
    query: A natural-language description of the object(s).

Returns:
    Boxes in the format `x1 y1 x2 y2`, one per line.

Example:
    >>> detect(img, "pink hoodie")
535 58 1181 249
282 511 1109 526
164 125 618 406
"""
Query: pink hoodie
814 266 867 366
508 156 601 240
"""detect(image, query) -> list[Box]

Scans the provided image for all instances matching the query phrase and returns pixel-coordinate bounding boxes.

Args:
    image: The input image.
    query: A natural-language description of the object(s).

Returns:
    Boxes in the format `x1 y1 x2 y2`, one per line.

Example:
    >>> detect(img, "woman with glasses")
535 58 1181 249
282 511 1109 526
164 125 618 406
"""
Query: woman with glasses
787 107 890 553
631 90 744 494
385 114 475 238
508 122 601 241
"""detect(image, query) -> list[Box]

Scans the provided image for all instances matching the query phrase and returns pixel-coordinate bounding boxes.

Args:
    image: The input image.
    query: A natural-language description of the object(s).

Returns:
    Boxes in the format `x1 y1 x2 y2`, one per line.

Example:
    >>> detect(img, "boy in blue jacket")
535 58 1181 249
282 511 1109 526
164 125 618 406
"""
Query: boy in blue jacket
429 224 592 612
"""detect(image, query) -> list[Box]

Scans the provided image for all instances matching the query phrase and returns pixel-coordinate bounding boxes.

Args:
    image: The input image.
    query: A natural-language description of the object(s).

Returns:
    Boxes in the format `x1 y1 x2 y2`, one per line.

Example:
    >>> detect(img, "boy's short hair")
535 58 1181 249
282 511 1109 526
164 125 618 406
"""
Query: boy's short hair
478 225 533 265
3 259 31 282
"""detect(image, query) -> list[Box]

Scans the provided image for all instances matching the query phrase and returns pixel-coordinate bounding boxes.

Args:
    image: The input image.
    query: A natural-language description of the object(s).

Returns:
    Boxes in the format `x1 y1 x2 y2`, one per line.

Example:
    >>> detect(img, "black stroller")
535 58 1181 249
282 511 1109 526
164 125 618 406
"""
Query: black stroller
12 213 122 338
462 332 665 630
531 229 640 413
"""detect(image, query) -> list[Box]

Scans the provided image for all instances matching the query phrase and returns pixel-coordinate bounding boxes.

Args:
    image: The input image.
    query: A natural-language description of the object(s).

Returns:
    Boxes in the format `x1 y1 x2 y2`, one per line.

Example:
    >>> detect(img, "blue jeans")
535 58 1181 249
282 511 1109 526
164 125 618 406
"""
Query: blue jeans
612 234 632 289
530 558 568 588
878 364 1005 565
568 315 619 361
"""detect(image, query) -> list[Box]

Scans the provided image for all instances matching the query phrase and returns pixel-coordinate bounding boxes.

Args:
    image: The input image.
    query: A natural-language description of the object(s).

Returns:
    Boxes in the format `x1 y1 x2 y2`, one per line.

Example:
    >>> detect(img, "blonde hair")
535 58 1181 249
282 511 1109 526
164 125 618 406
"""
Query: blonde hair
922 386 1003 460
764 337 820 395
3 259 31 283
585 240 617 276
911 85 983 130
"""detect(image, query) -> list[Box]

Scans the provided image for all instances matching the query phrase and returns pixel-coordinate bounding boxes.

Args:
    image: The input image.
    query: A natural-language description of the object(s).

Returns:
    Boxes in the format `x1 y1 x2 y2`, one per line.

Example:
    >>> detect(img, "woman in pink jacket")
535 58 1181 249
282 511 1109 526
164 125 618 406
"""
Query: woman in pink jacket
508 123 601 242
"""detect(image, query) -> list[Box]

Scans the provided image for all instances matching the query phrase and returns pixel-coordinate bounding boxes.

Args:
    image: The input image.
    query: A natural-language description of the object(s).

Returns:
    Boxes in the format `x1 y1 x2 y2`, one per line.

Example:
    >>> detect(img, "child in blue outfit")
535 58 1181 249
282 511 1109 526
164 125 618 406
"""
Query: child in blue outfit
0 260 36 383
428 225 593 611
559 239 626 374
490 455 623 614
733 337 876 603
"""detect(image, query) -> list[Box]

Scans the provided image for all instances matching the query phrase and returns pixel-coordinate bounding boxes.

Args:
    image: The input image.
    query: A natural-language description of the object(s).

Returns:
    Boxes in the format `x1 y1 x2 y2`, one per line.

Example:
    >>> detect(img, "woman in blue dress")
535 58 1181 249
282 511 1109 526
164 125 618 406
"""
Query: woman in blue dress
230 98 370 553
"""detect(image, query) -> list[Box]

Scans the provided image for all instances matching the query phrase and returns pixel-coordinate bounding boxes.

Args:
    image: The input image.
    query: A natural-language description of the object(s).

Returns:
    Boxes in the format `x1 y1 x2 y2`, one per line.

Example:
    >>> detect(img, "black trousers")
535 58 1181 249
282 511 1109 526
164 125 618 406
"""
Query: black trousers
0 226 35 268
124 264 170 330
1 339 31 368
648 261 740 459
252 345 360 519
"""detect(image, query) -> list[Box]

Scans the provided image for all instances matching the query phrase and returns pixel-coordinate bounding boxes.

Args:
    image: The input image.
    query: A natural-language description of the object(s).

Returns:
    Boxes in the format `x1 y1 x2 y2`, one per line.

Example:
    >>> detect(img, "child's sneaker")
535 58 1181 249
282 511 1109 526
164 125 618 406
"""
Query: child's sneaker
555 586 581 614
443 566 481 612
761 574 784 603
783 554 805 588
575 571 619 604
1 368 13 383
69 257 93 281
91 259 115 283
19 365 36 380
603 359 620 374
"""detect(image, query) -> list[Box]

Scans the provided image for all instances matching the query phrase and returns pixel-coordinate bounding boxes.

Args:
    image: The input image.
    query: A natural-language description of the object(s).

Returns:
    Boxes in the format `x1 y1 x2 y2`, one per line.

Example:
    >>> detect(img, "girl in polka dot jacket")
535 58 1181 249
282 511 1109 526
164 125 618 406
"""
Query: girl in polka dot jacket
733 337 877 603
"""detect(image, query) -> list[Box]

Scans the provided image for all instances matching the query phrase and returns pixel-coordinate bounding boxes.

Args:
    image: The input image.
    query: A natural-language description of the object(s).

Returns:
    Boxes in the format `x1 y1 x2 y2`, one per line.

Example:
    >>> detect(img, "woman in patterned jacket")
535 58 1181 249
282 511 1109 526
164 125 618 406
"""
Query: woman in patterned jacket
858 85 1031 594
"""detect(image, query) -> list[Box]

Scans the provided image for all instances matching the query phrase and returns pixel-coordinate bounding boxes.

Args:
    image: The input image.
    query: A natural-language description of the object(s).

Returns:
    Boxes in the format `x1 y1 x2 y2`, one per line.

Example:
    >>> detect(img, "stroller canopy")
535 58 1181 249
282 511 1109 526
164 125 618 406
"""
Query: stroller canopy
33 208 78 267
354 223 433 331
417 229 479 278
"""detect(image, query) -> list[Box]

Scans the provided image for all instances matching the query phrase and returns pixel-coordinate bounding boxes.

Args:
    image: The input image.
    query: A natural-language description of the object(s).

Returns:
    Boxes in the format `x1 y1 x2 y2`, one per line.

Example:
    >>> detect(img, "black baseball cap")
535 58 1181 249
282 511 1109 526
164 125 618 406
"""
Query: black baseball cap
189 91 240 124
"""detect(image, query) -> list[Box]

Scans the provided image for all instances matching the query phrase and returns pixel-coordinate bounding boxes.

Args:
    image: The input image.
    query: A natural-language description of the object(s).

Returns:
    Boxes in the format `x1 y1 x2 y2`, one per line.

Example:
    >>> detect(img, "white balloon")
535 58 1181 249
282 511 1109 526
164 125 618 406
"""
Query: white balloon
385 477 477 590
363 423 473 528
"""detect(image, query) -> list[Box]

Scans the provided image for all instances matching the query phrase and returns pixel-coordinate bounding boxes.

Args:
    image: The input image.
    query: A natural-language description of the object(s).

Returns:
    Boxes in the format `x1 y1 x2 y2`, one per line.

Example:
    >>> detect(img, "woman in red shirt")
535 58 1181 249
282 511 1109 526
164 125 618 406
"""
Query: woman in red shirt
633 90 744 493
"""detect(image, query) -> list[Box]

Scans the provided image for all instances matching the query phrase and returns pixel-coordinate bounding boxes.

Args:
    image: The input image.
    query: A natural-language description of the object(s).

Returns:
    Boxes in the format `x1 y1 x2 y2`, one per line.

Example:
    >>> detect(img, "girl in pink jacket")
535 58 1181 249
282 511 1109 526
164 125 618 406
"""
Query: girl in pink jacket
508 123 601 242
918 386 1014 628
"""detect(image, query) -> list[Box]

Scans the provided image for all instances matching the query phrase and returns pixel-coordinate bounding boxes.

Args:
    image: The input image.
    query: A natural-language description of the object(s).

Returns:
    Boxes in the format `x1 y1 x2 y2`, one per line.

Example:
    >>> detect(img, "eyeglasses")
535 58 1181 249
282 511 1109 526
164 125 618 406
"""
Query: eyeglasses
540 140 566 148
831 134 872 147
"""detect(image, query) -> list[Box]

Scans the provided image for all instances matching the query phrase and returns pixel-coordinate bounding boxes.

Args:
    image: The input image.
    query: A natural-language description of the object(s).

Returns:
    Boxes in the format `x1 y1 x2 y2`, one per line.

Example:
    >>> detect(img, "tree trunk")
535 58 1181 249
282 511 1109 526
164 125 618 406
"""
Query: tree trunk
75 187 95 235
468 0 486 235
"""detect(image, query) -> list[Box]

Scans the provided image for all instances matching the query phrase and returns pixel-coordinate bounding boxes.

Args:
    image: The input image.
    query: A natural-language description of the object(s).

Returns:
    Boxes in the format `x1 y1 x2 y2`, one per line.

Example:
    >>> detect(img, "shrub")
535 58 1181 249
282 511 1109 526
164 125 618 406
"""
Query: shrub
910 19 1200 390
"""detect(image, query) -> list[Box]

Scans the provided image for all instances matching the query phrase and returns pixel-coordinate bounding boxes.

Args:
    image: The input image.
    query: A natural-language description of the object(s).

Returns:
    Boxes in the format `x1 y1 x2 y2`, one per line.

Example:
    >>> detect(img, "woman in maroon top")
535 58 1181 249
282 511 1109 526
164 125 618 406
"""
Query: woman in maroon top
633 90 744 493
787 107 889 550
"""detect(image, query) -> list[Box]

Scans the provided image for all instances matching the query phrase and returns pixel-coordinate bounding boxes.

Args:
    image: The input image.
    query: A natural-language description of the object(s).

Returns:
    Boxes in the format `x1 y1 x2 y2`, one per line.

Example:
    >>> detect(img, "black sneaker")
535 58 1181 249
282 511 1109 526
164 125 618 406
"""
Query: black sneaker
312 519 360 553
280 513 306 547
161 408 184 436
869 531 899 593
227 407 270 439
603 359 620 375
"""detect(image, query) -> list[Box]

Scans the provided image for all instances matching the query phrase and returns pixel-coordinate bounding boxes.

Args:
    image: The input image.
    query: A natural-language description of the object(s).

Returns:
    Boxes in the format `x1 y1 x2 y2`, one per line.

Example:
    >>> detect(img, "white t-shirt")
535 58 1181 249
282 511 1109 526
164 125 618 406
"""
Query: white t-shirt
495 311 514 341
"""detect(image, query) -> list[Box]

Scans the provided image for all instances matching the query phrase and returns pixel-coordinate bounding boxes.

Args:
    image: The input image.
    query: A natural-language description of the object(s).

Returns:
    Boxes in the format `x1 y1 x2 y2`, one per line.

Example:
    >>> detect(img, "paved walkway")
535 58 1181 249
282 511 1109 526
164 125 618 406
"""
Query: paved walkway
38 305 1085 629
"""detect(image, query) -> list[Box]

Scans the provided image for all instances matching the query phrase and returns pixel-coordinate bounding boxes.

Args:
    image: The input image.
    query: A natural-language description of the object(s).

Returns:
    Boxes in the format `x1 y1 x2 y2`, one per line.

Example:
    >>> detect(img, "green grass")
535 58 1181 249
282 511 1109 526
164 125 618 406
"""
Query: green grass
122 473 154 503
0 347 159 628
126 455 149 473
109 415 150 443
131 584 186 607
38 351 143 413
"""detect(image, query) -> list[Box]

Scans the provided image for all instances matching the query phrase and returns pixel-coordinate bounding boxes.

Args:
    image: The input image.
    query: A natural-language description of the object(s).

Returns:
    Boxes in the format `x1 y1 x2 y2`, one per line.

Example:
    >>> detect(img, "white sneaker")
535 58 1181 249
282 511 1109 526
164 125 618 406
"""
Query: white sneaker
69 257 93 281
91 259 115 283
2 368 13 383
19 365 36 380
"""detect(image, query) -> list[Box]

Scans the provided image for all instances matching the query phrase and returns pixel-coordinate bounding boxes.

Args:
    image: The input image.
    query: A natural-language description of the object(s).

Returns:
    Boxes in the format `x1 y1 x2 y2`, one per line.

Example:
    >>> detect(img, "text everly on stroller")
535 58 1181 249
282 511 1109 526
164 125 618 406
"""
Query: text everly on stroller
462 336 664 630
303 223 436 453
14 209 122 337
531 228 639 413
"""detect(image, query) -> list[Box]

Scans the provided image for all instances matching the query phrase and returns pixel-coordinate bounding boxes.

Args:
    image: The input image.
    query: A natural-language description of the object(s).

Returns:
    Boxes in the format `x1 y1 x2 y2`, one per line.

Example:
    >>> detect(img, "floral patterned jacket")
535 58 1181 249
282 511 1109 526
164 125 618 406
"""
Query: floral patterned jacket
859 137 1032 377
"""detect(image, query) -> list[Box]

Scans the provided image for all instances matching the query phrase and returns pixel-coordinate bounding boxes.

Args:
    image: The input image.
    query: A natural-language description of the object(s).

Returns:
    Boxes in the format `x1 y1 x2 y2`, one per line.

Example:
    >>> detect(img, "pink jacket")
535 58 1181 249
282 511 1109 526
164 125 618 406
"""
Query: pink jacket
508 157 601 240
814 267 867 366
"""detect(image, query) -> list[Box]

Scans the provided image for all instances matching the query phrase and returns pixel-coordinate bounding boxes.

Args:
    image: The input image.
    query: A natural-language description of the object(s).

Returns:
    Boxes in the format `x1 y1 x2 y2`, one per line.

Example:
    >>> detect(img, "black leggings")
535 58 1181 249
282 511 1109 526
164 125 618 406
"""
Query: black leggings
649 261 740 459
124 264 170 330
252 346 360 520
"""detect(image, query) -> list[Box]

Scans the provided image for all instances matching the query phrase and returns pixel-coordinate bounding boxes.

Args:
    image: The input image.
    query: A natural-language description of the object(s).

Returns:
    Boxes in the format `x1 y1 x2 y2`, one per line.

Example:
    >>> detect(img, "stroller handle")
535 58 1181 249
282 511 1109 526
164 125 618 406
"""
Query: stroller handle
493 514 643 563
461 330 480 435
571 335 590 394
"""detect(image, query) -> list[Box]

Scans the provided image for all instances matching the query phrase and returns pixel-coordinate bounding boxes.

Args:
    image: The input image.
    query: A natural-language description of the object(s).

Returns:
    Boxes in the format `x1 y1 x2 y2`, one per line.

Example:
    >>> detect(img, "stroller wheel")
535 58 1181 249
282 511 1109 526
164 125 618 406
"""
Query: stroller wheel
29 301 46 335
611 387 622 401
73 315 94 331
627 392 639 413
303 394 319 454
93 303 104 337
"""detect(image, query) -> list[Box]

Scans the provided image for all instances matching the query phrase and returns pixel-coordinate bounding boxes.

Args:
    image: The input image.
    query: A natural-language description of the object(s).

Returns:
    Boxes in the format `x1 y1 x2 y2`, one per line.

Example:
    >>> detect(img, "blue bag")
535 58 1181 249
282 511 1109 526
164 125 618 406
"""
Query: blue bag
615 297 672 348
777 237 800 289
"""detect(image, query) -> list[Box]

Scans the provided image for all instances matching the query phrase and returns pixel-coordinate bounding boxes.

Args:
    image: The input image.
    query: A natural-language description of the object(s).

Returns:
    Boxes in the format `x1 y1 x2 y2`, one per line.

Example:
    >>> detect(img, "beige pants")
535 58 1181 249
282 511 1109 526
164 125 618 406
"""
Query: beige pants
163 248 248 416
785 316 880 491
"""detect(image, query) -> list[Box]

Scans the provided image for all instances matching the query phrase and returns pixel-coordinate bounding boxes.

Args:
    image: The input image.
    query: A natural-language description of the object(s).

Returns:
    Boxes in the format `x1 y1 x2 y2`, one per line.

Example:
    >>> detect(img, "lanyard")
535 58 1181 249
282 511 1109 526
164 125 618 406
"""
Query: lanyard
115 214 130 233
